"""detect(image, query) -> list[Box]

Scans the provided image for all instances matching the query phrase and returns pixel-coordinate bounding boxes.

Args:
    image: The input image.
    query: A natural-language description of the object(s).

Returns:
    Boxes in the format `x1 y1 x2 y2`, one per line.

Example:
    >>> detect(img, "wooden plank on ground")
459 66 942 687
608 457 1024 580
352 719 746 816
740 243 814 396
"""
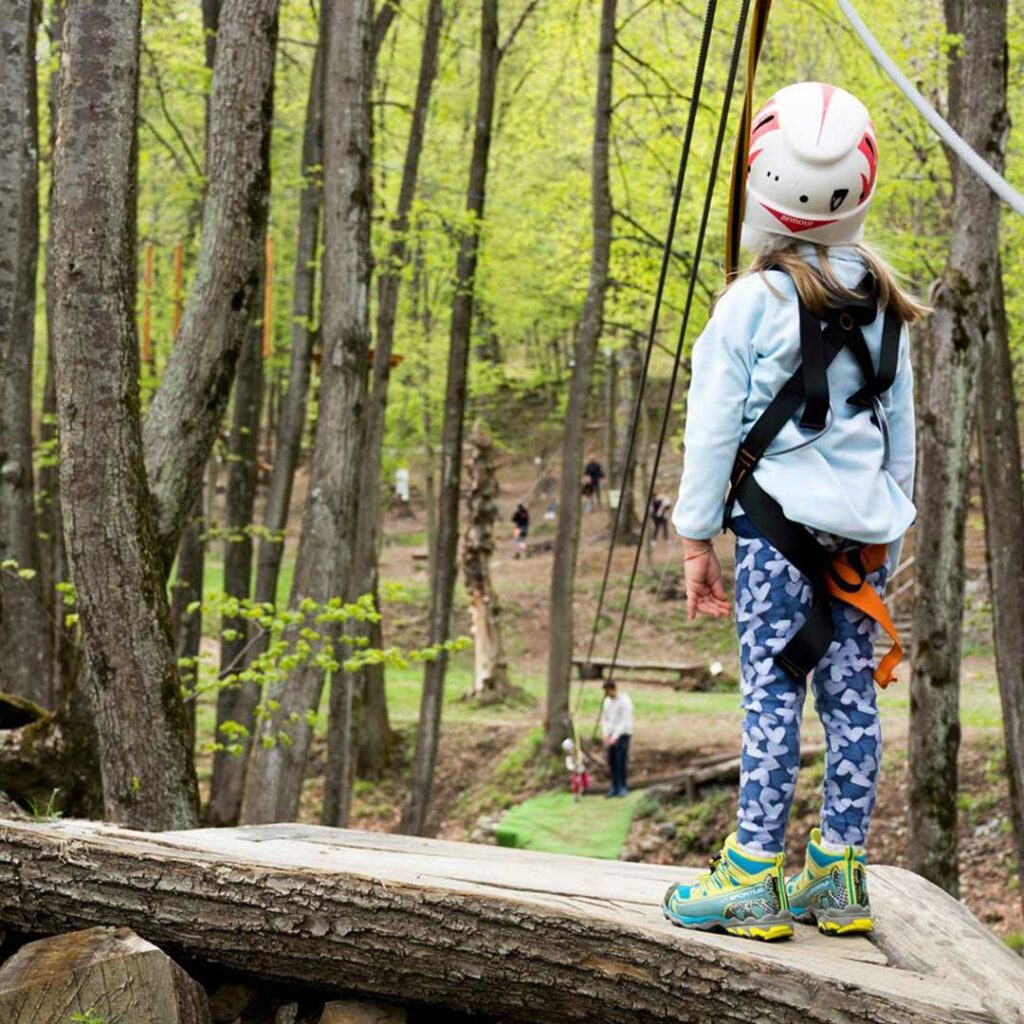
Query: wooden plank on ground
0 819 1018 1024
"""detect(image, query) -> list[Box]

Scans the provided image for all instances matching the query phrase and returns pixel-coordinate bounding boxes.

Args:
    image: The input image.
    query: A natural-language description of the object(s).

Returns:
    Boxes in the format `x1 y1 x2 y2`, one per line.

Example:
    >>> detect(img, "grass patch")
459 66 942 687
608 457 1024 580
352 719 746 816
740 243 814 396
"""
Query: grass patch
495 788 646 859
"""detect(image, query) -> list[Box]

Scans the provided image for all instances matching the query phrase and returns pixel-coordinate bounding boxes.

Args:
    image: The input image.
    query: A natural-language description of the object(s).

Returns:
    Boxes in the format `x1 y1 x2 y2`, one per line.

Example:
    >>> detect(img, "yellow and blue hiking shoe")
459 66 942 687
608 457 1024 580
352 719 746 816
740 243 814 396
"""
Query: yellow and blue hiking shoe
661 833 793 941
786 828 872 935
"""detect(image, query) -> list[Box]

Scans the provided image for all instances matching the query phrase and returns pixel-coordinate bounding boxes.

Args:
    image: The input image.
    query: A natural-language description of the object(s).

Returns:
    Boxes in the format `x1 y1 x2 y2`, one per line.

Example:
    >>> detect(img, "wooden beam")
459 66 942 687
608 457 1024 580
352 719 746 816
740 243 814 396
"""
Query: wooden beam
0 820 1019 1023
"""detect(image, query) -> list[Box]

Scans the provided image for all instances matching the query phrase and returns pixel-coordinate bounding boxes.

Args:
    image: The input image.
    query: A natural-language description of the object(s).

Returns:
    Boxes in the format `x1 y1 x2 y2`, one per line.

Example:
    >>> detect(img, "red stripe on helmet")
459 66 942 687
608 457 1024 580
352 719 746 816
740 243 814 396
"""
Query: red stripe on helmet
761 203 838 233
817 83 837 144
857 126 878 204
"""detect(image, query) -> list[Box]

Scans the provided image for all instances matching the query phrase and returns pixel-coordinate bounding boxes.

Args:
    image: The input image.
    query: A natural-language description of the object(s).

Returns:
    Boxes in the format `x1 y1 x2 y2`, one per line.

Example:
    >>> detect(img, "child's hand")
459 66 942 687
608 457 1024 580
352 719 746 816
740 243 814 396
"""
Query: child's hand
682 539 731 621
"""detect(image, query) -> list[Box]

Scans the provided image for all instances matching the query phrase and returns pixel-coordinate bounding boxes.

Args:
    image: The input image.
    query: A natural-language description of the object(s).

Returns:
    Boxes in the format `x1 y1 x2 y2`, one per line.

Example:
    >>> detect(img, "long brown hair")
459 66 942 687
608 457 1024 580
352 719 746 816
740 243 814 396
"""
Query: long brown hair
746 242 930 324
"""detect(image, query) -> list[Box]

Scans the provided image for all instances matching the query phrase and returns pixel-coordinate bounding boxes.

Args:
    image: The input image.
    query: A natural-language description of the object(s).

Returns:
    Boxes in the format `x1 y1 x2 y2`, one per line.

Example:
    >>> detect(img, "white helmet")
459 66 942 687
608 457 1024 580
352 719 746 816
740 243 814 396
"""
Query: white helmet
743 82 878 249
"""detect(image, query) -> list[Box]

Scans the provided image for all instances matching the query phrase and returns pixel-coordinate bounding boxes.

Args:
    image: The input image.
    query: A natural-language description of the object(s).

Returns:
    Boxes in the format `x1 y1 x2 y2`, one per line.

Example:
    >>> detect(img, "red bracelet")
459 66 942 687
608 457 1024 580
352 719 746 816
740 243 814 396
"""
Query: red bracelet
684 544 713 561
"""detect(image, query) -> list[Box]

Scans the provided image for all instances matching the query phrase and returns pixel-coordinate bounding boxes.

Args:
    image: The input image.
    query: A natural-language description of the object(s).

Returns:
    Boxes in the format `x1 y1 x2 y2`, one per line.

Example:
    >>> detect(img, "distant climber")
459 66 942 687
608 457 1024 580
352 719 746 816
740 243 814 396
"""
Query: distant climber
582 453 605 511
651 493 671 541
511 502 530 558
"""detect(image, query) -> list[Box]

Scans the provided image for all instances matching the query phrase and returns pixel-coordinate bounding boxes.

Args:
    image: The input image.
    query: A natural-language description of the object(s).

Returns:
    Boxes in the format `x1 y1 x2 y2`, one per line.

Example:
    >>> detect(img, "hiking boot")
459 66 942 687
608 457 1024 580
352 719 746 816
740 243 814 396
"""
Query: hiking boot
661 832 793 941
787 827 872 935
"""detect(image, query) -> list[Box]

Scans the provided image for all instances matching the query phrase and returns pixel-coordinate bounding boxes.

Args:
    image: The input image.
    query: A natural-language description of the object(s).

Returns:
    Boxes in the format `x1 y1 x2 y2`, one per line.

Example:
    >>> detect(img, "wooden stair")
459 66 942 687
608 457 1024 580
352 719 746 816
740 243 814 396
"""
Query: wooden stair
1 820 1022 1023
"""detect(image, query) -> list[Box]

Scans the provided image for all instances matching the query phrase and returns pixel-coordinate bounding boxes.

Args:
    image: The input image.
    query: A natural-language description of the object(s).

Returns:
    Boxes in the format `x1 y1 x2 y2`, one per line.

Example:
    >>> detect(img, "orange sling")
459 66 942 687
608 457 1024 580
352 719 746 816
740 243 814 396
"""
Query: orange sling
826 545 902 687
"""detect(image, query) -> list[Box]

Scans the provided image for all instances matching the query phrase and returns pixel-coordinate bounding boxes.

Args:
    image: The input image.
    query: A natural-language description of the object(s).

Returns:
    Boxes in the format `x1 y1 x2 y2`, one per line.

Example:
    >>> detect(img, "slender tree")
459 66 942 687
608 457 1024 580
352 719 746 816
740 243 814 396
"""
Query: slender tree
611 334 640 543
400 0 500 836
241 0 374 826
977 267 1024 914
462 421 510 701
0 0 49 704
338 0 444 792
544 0 616 753
142 0 280 566
909 0 1008 894
250 39 323 630
205 310 264 824
52 0 199 829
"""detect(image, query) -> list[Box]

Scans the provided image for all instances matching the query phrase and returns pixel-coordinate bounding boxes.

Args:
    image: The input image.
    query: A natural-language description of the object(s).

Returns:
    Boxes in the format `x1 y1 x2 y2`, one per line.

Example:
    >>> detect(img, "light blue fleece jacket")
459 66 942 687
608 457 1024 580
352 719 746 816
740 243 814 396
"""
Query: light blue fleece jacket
672 247 915 562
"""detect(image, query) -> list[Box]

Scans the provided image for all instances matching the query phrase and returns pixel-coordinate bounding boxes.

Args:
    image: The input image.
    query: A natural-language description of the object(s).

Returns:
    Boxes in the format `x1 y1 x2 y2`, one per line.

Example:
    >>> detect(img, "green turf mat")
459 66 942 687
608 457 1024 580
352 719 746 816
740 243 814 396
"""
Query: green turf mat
494 789 646 859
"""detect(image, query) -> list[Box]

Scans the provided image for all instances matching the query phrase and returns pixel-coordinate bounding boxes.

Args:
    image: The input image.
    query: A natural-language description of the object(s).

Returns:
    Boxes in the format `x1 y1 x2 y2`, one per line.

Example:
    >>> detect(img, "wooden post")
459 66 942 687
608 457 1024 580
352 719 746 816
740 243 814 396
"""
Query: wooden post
262 232 273 358
141 240 154 369
171 241 183 340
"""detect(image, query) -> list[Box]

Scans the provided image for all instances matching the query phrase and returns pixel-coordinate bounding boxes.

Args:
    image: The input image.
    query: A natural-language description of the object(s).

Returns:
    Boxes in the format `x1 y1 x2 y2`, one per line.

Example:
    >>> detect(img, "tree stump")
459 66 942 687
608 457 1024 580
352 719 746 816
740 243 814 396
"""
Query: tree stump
461 422 510 702
0 926 211 1024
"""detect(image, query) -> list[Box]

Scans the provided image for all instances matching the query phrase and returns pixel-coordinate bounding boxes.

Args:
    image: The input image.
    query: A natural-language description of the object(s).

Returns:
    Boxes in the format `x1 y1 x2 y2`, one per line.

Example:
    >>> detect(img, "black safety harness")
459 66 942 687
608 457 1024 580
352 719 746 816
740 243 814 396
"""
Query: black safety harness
723 268 903 681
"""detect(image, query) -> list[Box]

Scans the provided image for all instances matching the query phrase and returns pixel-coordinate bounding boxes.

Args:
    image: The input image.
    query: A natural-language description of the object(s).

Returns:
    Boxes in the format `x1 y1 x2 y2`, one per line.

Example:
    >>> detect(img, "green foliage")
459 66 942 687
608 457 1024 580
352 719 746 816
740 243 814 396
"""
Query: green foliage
183 586 469 755
70 1012 106 1024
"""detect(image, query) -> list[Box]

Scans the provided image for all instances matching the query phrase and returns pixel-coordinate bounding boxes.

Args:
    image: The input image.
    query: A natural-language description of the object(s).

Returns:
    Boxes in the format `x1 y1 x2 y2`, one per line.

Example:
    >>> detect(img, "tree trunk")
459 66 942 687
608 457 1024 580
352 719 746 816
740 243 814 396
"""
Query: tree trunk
0 0 49 705
975 264 1024 910
400 0 500 836
169 495 204 751
604 348 616 529
908 0 1007 895
611 333 640 543
462 422 510 701
335 0 444 796
250 38 323 631
51 0 199 829
206 309 264 826
241 0 373 827
544 0 615 753
142 0 280 567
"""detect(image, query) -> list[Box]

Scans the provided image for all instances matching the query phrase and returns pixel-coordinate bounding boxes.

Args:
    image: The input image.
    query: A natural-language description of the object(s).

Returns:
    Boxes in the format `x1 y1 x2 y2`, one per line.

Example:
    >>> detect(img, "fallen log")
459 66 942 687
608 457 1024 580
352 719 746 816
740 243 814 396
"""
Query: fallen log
1 820 1022 1024
0 690 101 815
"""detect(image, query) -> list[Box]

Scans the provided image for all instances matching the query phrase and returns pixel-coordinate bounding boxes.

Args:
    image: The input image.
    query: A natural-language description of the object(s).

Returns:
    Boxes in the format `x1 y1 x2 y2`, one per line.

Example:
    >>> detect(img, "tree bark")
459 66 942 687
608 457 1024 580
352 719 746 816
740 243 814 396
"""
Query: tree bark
908 0 1007 895
975 264 1024 910
400 0 500 836
0 0 49 704
52 0 199 830
544 0 615 753
611 333 640 543
462 422 510 701
2 820 1022 1024
249 38 323 626
142 0 280 567
169 495 204 751
205 311 264 825
241 0 373 827
337 0 444 794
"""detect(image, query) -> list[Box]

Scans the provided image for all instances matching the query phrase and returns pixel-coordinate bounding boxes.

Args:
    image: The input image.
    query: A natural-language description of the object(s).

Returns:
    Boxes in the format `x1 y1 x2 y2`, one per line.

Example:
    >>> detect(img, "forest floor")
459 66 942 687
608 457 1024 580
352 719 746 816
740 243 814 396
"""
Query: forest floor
195 437 1021 949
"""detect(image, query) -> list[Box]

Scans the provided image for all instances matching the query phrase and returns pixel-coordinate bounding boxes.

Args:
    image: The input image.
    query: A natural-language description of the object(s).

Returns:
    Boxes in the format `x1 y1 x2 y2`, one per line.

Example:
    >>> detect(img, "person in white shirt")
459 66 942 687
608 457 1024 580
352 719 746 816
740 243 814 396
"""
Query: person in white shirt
600 680 634 797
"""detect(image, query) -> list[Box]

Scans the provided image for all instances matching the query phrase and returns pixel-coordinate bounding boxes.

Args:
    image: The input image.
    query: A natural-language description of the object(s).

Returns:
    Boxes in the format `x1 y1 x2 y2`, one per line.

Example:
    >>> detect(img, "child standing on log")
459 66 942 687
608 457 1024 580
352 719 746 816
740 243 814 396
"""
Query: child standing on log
662 82 927 942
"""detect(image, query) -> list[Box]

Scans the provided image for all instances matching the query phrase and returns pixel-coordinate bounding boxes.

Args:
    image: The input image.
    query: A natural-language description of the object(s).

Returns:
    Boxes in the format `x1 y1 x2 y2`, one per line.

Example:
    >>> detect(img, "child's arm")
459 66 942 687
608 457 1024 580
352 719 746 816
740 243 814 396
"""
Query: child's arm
672 280 760 542
885 323 915 569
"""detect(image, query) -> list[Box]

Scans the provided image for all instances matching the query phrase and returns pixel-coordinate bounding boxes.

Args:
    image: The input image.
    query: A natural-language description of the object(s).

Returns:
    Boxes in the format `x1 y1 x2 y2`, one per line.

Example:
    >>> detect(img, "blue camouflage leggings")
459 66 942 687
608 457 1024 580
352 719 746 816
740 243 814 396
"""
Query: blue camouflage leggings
732 518 887 854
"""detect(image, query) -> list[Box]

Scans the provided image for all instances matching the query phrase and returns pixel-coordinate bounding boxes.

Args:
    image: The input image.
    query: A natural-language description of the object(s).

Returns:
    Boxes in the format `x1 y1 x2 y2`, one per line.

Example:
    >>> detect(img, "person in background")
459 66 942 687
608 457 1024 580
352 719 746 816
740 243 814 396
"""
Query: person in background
511 501 530 558
600 679 633 797
583 453 605 509
651 493 671 541
562 738 590 802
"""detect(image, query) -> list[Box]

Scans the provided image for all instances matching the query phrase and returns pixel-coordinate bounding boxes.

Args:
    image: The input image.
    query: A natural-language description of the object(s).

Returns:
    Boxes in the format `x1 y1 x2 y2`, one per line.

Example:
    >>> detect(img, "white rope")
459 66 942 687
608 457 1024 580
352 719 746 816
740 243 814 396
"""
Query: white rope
836 0 1024 217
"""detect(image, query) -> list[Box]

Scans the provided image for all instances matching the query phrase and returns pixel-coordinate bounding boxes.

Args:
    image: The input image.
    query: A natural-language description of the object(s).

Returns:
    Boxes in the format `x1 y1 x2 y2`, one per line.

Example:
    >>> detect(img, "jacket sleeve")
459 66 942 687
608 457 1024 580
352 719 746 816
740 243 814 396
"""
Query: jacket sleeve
885 324 915 569
672 279 761 540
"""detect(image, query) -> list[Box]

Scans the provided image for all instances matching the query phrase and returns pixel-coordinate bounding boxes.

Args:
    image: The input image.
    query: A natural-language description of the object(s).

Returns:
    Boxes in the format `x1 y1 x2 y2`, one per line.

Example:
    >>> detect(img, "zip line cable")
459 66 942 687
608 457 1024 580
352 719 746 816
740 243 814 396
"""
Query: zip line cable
583 0 756 738
577 0 721 712
836 0 1024 217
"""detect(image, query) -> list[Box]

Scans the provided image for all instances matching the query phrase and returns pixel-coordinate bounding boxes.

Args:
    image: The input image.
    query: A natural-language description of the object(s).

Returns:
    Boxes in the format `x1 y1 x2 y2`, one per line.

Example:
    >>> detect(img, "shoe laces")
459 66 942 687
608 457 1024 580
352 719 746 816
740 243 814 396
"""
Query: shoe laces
697 851 730 889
